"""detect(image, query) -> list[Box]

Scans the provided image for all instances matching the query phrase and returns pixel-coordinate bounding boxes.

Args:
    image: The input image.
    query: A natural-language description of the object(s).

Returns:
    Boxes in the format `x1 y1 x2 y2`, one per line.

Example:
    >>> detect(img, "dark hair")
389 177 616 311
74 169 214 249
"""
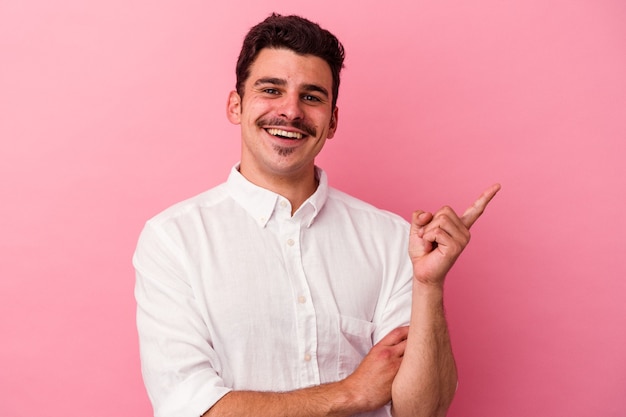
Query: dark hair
236 13 345 108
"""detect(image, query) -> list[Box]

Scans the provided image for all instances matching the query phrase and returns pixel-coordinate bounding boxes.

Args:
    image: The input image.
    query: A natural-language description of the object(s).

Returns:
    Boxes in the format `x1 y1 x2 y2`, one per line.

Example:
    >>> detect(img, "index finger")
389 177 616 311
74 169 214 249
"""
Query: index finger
461 183 501 228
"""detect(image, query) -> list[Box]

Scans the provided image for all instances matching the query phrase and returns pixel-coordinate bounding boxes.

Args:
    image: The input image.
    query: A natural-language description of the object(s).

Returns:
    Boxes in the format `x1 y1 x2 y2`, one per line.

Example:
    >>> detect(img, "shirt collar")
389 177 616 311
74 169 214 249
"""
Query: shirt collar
226 164 328 228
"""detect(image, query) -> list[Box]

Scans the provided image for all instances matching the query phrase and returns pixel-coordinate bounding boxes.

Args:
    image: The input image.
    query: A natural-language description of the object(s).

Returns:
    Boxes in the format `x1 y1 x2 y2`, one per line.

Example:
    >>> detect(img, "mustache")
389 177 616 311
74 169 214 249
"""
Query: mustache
257 118 317 137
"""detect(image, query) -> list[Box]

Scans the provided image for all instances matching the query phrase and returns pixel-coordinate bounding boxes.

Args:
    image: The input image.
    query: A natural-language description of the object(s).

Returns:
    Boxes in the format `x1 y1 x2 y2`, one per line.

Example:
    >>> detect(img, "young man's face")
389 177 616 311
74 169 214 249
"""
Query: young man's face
227 48 338 184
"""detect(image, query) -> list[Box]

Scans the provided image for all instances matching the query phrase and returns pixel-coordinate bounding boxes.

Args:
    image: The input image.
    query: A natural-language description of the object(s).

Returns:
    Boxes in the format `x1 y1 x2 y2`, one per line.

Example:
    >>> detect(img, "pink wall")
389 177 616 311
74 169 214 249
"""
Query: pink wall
1 1 625 416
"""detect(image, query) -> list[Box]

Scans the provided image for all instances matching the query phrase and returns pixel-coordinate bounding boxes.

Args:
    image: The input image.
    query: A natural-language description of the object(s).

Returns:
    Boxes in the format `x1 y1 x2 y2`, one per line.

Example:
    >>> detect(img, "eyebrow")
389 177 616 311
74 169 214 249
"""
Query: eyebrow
253 77 286 88
253 77 330 99
302 83 329 99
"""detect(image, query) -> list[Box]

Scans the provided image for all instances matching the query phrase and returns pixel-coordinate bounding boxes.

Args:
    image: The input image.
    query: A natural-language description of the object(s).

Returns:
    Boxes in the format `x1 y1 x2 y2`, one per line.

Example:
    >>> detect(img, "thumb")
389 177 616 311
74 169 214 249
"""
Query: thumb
409 210 433 258
411 210 433 230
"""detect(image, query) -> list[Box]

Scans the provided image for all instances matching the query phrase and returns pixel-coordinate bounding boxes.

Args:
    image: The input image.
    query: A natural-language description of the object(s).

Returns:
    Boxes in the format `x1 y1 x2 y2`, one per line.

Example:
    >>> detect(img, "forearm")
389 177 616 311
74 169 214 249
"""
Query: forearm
391 282 457 417
202 379 364 417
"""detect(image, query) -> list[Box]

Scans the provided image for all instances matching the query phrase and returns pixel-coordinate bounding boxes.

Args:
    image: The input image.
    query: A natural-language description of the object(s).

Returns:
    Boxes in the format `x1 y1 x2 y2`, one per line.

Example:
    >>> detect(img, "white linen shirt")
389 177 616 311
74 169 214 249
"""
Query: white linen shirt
134 165 414 417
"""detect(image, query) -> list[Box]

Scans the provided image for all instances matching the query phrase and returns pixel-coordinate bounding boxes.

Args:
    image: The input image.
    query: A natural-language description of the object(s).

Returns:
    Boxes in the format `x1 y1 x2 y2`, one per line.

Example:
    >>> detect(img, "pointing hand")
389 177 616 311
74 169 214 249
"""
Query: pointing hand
408 184 501 286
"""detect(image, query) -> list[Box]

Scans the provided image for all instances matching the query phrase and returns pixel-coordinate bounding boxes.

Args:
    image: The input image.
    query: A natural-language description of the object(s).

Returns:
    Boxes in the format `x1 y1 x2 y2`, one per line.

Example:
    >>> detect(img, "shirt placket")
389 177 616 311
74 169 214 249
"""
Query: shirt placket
276 198 320 387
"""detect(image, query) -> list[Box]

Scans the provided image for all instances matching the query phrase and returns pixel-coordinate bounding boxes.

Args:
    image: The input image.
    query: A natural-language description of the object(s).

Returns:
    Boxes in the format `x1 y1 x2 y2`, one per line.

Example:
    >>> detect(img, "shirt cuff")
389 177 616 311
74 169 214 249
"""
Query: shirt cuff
154 369 232 417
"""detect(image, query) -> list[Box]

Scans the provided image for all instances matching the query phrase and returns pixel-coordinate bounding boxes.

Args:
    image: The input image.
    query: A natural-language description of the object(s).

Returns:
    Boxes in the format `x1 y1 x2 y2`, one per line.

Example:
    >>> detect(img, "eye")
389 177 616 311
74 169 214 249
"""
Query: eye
302 94 321 102
263 88 280 95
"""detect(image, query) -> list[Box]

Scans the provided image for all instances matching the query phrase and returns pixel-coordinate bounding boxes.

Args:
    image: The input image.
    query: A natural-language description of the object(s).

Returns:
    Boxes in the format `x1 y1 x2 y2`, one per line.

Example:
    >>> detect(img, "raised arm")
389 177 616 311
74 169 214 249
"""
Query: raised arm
391 184 501 417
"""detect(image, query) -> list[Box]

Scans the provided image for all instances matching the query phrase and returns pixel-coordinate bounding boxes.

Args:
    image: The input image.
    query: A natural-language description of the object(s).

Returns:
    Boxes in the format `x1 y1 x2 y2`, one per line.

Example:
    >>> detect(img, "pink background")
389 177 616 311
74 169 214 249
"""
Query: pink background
1 1 625 416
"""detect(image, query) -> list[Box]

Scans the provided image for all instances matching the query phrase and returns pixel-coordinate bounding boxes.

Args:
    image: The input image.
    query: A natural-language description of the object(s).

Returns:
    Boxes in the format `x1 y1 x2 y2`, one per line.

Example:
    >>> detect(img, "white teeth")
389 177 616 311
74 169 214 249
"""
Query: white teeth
267 128 303 139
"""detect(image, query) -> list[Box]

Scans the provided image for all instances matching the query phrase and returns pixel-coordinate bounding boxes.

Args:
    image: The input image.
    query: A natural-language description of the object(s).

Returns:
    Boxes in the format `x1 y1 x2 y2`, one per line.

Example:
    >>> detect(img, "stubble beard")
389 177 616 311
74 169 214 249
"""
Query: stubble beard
273 144 296 157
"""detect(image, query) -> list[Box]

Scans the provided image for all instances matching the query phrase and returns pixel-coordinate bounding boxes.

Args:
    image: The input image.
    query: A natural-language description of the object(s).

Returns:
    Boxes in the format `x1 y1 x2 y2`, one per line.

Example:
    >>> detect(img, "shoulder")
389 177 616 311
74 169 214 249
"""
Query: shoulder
135 183 233 257
326 187 410 230
145 182 230 228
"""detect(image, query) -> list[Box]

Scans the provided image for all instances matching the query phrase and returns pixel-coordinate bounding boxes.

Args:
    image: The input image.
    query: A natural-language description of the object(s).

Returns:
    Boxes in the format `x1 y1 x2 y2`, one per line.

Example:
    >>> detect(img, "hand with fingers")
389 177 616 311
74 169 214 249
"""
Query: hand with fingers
409 184 501 286
341 326 409 412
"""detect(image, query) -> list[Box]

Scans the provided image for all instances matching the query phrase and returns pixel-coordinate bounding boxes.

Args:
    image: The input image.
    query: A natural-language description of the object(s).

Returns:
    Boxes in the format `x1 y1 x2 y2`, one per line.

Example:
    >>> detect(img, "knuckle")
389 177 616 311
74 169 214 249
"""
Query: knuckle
440 205 454 215
376 347 393 361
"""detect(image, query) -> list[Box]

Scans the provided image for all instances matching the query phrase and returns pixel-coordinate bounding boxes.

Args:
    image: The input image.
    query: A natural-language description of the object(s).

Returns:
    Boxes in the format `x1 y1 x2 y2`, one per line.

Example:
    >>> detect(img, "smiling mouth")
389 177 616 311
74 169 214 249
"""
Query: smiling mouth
266 128 304 139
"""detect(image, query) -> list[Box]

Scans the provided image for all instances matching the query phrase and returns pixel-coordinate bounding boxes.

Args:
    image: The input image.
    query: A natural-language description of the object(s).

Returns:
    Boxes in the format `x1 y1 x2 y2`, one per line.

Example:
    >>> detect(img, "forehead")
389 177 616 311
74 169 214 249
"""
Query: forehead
246 48 333 91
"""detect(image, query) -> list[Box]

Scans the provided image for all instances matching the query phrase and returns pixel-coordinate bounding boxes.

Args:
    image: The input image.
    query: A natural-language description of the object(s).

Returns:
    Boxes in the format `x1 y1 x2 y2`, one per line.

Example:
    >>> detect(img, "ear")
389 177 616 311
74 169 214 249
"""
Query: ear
226 91 242 125
327 106 339 139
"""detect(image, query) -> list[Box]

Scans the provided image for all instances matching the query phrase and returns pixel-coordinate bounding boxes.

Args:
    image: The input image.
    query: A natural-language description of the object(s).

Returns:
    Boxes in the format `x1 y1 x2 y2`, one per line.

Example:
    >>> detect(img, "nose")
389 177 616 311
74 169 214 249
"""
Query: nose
278 93 304 120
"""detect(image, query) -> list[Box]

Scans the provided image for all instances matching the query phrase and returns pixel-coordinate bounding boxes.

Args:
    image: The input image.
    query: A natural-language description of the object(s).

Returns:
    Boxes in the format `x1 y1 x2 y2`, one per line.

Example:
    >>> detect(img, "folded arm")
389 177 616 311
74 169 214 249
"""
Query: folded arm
203 326 410 417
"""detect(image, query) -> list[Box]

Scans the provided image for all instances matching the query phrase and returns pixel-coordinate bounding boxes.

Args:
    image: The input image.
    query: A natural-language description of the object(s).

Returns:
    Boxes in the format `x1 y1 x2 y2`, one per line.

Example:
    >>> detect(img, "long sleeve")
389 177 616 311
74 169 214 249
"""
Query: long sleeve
134 222 231 417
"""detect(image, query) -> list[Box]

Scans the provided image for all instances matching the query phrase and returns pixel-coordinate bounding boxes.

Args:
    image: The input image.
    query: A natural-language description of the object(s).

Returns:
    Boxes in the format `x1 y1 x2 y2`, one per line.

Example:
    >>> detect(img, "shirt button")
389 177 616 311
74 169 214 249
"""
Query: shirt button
286 238 295 246
298 296 306 304
280 200 288 208
304 353 312 362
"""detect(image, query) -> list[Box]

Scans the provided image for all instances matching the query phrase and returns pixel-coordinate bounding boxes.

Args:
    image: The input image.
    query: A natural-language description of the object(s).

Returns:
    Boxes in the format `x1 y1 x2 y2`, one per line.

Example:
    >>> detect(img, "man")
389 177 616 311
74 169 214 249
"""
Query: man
134 13 500 417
